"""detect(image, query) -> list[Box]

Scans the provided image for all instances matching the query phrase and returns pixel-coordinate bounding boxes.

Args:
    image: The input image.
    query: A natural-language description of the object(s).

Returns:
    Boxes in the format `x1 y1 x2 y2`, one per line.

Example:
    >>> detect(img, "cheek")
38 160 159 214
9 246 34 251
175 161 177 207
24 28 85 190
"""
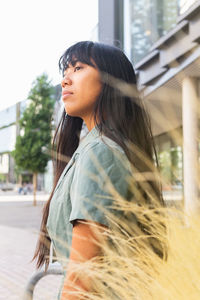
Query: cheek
80 78 102 104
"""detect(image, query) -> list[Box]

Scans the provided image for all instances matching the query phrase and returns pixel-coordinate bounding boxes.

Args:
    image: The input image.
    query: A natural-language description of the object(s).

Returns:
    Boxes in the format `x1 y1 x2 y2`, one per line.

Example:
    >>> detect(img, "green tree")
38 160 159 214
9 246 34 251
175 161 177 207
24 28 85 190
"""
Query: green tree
158 150 171 185
12 73 55 205
170 147 179 185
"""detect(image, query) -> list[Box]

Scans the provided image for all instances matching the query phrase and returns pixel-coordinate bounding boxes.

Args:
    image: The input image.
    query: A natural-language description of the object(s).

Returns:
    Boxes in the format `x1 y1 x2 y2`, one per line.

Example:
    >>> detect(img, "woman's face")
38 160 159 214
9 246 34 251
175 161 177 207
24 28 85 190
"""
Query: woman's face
61 60 102 123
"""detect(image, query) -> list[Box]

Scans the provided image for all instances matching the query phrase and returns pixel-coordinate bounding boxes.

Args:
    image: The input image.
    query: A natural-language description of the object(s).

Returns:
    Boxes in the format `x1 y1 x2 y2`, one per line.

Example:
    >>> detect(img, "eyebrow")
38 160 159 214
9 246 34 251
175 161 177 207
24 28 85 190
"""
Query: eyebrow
63 60 83 75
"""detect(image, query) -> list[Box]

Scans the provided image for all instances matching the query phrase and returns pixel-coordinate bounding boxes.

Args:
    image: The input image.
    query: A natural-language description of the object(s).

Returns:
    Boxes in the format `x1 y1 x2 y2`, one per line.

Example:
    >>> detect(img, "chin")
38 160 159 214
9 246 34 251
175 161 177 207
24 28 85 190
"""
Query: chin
64 105 75 115
64 108 81 118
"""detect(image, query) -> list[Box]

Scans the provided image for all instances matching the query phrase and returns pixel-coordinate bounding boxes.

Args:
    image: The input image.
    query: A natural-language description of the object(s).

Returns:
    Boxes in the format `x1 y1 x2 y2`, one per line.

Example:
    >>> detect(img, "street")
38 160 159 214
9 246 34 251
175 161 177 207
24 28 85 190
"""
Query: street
0 192 63 300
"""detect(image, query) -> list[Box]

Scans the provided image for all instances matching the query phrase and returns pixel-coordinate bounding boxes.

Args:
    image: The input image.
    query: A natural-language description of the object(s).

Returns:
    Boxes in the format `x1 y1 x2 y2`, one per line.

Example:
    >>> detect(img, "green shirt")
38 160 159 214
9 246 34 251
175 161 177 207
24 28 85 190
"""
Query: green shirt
46 125 133 298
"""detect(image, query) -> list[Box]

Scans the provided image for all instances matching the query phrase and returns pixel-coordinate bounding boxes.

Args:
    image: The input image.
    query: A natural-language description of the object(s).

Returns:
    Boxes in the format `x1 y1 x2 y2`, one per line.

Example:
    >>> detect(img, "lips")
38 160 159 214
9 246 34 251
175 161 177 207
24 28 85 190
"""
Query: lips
62 90 73 97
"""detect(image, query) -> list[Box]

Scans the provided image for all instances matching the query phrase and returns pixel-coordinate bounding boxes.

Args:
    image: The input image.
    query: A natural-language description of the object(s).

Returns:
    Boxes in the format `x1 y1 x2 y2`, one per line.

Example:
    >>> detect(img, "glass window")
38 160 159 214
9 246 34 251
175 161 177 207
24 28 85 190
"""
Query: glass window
126 0 198 64
127 0 178 64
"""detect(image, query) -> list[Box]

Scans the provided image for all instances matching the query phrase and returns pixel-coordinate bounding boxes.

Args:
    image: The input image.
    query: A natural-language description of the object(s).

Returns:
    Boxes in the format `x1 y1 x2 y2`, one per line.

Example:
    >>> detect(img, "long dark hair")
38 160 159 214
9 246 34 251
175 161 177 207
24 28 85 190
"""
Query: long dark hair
33 41 165 269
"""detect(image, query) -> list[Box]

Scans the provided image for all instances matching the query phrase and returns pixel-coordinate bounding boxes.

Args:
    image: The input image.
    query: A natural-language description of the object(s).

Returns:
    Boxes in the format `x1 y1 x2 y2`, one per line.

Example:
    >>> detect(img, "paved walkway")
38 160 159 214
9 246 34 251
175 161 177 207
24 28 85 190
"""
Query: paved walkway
0 193 63 300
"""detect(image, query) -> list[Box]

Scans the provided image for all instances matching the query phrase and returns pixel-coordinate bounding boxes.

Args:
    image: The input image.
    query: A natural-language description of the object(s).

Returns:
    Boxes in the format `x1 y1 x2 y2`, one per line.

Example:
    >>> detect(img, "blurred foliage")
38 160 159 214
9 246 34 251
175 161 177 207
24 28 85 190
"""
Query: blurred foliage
0 173 6 182
158 146 182 185
12 73 55 174
69 207 200 300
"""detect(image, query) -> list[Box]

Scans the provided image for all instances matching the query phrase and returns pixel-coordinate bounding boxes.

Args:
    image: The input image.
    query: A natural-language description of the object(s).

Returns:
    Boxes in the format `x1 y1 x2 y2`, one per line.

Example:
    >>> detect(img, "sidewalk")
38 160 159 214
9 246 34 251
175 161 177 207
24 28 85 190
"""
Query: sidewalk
0 190 49 202
0 192 63 300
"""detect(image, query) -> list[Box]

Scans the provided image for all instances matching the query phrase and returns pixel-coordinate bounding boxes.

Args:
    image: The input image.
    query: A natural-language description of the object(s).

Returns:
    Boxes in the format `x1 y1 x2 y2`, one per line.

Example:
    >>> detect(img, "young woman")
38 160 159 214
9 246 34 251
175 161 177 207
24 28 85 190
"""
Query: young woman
33 41 165 299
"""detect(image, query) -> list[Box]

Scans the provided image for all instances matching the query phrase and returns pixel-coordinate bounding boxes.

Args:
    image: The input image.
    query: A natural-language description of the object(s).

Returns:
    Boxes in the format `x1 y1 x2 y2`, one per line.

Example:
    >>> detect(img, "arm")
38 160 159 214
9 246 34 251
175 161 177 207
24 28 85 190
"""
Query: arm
61 143 131 299
61 220 107 300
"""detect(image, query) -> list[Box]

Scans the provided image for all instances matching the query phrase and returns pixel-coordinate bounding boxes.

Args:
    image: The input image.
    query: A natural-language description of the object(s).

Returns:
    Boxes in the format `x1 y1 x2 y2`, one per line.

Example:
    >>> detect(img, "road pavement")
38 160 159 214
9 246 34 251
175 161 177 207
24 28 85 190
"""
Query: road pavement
0 192 63 300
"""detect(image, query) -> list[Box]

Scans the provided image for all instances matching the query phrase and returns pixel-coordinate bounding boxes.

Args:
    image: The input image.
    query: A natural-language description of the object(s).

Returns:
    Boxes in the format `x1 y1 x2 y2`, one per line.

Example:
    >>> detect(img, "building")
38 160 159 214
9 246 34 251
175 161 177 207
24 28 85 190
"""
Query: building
0 102 24 185
98 0 200 212
0 85 62 192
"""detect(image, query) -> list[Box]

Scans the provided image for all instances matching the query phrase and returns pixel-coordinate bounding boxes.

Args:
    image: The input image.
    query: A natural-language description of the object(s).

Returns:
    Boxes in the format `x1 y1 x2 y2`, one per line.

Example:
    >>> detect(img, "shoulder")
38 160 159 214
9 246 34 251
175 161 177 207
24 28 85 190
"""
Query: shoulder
81 135 123 159
77 135 131 174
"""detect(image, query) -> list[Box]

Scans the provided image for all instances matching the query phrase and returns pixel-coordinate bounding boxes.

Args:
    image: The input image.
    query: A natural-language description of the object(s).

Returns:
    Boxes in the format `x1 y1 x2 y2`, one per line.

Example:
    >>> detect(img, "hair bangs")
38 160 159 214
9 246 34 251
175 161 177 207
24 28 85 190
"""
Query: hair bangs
59 41 95 75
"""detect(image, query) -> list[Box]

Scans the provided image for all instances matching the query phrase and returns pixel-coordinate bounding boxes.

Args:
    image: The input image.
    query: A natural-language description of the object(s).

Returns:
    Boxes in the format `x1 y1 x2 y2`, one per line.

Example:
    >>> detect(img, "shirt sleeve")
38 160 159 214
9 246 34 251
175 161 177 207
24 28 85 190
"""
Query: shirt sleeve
69 141 133 227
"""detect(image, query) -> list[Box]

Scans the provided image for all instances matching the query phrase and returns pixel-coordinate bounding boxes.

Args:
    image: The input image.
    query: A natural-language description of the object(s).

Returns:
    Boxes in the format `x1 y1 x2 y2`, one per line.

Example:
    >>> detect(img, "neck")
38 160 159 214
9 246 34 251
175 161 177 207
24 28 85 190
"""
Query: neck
83 116 96 132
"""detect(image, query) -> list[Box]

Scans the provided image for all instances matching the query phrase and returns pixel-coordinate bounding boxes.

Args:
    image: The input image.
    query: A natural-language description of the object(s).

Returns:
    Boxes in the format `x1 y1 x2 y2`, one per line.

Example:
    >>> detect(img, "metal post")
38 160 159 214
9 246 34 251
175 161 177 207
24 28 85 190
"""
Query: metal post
23 263 63 300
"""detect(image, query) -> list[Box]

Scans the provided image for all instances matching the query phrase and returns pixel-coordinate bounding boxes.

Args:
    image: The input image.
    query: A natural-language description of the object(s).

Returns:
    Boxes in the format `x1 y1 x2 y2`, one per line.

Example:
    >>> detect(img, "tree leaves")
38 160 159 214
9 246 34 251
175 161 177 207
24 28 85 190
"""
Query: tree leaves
12 73 55 174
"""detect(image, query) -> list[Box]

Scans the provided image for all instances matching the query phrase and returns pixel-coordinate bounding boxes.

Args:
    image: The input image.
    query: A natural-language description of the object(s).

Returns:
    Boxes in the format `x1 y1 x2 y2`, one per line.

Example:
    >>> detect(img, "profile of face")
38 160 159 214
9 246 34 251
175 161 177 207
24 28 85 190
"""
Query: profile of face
61 60 102 124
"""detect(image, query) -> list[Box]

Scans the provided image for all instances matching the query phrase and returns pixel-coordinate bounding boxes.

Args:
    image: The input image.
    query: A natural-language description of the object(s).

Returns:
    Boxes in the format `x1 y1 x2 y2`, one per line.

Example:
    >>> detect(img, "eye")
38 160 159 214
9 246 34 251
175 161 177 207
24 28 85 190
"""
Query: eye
74 66 82 72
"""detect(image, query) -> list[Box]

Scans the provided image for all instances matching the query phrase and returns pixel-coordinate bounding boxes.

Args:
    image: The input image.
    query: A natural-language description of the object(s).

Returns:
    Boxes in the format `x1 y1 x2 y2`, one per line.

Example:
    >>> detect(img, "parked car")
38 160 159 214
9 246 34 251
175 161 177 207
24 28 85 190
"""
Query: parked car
0 183 15 191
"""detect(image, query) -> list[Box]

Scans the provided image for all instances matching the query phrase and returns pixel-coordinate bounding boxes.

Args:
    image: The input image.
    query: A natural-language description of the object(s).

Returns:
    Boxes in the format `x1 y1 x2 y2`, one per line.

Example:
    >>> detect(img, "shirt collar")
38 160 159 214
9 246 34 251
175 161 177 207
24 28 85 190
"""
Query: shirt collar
54 125 101 188
75 125 101 154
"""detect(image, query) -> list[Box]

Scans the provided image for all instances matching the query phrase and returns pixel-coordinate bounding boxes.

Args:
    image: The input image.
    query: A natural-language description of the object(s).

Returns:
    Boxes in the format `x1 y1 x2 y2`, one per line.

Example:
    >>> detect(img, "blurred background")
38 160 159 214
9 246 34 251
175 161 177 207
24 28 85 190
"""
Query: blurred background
0 0 200 299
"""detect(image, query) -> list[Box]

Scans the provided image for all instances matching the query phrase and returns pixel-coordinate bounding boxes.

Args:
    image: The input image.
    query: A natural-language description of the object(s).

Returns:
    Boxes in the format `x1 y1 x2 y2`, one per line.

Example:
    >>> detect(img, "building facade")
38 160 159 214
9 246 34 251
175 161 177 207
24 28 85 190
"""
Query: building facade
0 85 62 192
0 102 24 184
98 0 200 211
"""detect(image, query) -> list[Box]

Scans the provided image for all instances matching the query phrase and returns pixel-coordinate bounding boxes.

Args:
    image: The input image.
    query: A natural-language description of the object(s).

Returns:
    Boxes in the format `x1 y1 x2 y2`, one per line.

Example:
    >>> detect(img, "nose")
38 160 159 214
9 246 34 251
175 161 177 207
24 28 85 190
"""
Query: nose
61 74 72 88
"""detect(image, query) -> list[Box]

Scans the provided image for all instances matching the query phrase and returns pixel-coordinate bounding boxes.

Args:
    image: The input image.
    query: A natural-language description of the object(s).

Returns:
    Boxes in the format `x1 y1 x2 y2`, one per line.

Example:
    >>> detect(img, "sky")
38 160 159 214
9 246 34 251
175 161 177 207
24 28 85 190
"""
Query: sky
0 0 98 111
